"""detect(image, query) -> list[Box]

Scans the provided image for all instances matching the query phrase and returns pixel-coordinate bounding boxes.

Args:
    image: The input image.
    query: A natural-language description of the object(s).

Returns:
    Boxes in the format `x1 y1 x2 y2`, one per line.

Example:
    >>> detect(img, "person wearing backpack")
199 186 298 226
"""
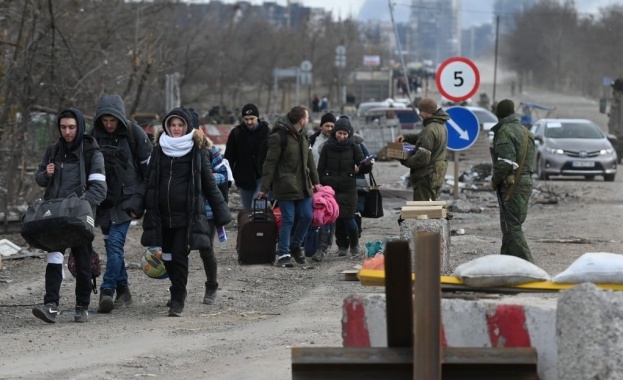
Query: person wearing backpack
90 94 153 314
224 103 270 210
31 109 107 323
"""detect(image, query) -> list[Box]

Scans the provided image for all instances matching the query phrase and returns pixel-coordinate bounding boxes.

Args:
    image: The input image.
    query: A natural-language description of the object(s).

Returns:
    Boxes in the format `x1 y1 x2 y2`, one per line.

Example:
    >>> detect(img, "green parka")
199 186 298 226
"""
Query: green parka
260 116 319 200
401 108 449 187
491 114 535 195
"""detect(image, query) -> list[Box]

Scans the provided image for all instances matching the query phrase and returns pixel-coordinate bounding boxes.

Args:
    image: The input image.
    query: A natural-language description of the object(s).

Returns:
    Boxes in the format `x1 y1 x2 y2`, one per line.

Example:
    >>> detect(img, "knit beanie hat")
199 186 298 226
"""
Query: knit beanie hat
320 112 336 126
241 103 259 118
332 117 353 137
418 98 438 114
495 99 515 119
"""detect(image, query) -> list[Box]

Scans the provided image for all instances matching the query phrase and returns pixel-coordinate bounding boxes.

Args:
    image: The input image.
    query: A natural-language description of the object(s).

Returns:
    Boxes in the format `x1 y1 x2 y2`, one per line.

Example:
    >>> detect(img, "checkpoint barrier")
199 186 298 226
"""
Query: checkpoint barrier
342 294 557 380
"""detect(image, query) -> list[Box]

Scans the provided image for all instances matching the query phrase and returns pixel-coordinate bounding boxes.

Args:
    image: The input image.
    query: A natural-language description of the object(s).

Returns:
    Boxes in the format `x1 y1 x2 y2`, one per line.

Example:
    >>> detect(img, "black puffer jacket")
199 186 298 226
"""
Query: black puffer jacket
90 94 153 227
141 109 232 250
317 136 369 218
223 120 270 190
35 108 107 210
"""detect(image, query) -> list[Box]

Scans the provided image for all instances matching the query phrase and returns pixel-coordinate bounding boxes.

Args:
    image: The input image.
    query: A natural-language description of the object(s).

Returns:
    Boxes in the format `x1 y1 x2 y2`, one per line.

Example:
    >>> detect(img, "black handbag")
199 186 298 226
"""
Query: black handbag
21 144 95 251
361 172 384 218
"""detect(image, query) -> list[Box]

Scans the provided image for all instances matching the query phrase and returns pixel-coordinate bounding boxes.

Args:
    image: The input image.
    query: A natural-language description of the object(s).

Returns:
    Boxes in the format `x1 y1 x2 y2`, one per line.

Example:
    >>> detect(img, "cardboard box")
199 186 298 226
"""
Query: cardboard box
386 142 415 160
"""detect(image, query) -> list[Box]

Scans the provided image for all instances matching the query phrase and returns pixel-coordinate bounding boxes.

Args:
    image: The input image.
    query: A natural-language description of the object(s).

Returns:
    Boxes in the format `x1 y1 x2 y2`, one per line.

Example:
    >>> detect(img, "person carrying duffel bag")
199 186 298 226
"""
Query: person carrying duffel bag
27 108 107 324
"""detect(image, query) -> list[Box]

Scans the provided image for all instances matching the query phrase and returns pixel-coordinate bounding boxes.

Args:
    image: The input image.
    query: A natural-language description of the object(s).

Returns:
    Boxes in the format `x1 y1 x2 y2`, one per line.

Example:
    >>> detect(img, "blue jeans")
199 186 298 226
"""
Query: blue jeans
278 197 312 257
100 220 131 291
239 179 262 210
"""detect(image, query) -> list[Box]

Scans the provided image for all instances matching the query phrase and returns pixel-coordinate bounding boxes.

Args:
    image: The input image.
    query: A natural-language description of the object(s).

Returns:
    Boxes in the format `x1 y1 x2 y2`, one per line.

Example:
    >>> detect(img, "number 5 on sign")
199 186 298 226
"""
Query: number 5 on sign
436 57 480 103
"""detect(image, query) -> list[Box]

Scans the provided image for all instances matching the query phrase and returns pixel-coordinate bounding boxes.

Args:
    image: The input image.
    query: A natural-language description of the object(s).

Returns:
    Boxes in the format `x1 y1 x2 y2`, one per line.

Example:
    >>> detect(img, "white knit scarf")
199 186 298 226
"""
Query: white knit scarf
159 132 194 157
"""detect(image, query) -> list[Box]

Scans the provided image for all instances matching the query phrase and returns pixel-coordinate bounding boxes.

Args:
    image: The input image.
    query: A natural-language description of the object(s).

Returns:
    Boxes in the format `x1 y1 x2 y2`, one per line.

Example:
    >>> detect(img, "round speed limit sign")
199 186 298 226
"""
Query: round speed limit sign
435 57 480 103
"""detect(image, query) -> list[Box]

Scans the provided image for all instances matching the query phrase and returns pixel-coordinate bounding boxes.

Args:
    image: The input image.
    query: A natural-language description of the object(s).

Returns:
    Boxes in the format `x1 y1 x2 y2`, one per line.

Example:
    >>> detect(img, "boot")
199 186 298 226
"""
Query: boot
203 285 217 305
312 226 331 262
347 225 360 256
114 285 133 308
168 289 187 317
98 288 114 313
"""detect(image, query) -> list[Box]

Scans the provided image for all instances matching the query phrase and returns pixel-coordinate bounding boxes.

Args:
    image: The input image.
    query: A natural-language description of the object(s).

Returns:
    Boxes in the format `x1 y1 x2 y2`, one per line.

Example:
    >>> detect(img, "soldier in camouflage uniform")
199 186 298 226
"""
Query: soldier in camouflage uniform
395 98 449 201
491 99 536 263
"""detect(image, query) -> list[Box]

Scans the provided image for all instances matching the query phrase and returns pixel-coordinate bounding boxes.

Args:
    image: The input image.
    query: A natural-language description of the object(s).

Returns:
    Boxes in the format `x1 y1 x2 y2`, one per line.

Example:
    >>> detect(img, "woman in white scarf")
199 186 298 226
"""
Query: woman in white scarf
141 107 232 317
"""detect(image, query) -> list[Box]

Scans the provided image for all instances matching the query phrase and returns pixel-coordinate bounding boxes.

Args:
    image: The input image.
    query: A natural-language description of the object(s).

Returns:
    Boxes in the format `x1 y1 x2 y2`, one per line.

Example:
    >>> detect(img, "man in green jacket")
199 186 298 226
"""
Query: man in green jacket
395 98 449 201
490 99 535 263
258 106 320 267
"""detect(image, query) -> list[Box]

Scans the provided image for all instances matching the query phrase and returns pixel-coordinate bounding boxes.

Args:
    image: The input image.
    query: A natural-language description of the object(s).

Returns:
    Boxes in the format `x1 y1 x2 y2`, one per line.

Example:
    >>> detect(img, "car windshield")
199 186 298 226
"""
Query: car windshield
544 121 603 139
471 109 497 123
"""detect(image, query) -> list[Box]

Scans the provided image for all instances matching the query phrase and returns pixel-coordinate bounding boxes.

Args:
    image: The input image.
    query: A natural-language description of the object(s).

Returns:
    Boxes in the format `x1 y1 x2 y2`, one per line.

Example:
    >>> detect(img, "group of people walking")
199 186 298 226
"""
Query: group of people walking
30 93 534 323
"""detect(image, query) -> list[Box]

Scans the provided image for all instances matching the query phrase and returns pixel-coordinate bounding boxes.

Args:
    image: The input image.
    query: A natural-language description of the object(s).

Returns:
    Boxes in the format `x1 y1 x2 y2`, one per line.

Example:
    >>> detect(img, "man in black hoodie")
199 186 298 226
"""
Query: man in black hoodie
224 103 270 210
90 94 153 314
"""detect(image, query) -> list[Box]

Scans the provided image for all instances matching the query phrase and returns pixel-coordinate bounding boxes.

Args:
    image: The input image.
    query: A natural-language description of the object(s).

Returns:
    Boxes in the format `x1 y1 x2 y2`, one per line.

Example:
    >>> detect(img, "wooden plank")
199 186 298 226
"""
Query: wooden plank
414 231 441 380
384 240 412 348
340 270 359 281
405 201 447 207
400 207 447 219
291 347 538 380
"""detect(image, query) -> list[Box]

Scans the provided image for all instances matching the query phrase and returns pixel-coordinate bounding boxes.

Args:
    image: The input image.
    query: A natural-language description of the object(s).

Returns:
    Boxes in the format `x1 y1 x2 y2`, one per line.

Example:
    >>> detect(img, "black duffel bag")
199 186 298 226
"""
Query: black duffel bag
21 193 95 251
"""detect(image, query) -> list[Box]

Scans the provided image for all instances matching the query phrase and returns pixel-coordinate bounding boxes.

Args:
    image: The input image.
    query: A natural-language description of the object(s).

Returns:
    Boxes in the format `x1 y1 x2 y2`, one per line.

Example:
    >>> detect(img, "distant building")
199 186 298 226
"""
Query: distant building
409 0 461 64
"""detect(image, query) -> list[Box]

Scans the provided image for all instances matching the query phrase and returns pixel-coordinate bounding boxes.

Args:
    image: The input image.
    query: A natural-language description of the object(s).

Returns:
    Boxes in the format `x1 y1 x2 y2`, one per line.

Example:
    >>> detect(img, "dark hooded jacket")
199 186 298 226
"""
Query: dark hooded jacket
90 94 153 227
224 119 270 190
317 133 370 218
401 108 449 186
141 107 232 250
35 108 107 210
260 115 319 200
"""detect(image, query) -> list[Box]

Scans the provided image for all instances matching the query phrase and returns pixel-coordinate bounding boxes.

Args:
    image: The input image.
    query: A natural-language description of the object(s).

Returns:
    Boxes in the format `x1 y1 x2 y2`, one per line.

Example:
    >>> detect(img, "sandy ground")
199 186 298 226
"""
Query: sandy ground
1 63 622 379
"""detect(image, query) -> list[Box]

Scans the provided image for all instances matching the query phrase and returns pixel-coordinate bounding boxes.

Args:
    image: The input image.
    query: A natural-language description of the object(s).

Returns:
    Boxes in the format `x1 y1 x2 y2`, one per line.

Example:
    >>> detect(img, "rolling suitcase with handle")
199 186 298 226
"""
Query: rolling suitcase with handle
236 199 278 265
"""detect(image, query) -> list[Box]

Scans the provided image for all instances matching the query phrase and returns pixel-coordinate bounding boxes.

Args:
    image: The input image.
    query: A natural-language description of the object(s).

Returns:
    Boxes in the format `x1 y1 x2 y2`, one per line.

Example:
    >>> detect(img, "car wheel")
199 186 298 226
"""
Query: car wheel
537 157 549 180
585 175 595 181
604 173 616 182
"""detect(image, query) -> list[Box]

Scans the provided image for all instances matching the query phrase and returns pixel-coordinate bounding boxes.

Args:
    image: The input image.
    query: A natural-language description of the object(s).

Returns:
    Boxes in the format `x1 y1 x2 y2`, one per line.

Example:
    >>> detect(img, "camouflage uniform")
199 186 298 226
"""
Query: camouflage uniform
491 114 536 262
401 108 449 201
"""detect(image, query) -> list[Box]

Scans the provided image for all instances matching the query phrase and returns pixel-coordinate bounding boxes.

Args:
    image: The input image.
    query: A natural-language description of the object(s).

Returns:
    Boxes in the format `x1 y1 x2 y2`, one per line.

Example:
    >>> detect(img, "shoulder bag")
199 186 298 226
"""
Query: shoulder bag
361 172 384 218
21 144 95 251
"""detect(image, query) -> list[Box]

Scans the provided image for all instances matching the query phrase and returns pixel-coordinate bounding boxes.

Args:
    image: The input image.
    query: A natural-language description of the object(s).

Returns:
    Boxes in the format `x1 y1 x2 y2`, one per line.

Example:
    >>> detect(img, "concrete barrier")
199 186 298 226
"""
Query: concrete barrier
557 283 623 380
398 218 450 274
342 294 557 380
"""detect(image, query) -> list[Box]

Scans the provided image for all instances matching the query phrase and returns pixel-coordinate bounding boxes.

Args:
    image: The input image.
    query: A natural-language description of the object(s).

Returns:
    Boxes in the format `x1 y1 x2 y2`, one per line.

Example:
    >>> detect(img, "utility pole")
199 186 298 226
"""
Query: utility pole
492 15 500 106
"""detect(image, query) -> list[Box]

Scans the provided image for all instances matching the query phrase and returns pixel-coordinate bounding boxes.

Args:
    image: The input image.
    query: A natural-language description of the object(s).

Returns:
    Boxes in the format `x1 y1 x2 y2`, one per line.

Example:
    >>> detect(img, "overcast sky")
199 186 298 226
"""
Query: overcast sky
206 0 622 26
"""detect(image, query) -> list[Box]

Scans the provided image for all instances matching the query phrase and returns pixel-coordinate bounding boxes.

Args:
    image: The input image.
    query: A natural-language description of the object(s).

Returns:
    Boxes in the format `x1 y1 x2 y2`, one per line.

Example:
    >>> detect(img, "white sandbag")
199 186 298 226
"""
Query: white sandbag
552 252 623 284
452 255 550 287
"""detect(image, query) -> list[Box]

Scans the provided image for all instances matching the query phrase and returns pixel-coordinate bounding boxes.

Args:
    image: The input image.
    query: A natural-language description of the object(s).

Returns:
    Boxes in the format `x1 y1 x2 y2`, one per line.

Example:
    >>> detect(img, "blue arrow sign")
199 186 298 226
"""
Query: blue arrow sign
445 106 480 151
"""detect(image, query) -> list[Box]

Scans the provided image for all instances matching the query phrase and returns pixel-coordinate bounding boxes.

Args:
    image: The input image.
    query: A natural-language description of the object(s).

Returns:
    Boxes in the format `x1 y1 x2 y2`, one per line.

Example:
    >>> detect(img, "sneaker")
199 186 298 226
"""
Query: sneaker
350 246 361 256
98 288 114 313
337 248 348 257
74 305 89 323
276 256 294 268
168 300 184 317
114 286 133 308
32 303 59 323
203 288 217 305
290 246 306 264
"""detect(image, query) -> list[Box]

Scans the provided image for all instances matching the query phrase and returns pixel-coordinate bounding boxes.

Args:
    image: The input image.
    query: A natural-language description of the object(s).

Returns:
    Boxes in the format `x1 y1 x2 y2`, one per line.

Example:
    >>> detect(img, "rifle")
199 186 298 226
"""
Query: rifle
490 147 509 233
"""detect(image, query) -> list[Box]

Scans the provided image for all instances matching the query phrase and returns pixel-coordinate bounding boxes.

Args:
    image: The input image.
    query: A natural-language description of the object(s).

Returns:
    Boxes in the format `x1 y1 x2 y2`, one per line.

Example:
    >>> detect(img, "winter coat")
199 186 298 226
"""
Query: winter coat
317 136 370 218
311 185 339 227
141 110 232 251
224 120 270 190
401 108 449 188
491 114 535 196
260 116 319 200
36 108 107 211
310 130 330 164
90 94 153 227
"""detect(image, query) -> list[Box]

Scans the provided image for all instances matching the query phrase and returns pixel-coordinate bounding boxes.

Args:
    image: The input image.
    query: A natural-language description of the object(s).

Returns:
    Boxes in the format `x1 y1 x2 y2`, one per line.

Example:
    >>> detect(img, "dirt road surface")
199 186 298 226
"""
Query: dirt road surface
1 64 622 379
